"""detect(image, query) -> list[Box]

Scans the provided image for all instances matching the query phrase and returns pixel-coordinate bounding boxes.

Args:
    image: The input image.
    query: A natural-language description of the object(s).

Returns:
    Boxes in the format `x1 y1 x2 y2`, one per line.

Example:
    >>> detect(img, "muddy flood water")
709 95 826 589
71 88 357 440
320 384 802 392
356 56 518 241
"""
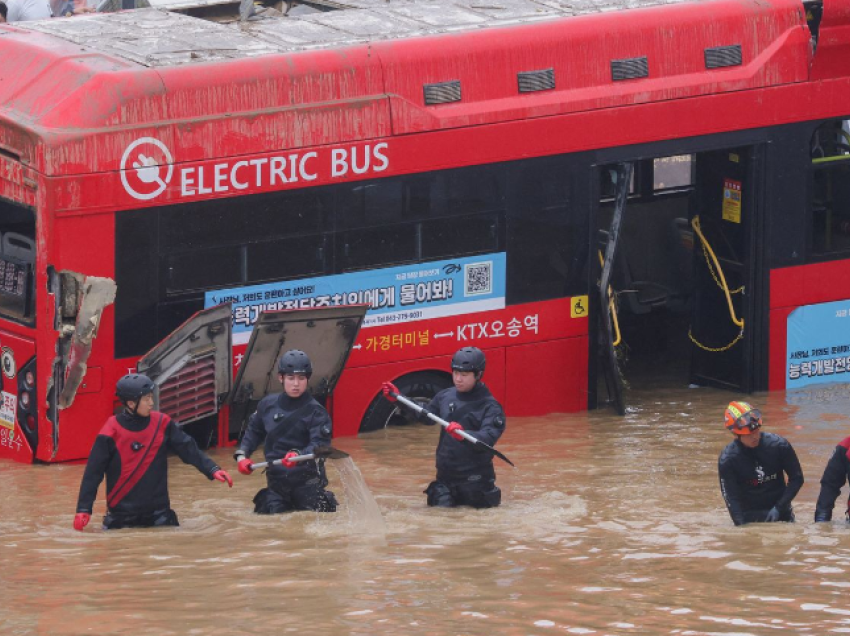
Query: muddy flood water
3 383 850 635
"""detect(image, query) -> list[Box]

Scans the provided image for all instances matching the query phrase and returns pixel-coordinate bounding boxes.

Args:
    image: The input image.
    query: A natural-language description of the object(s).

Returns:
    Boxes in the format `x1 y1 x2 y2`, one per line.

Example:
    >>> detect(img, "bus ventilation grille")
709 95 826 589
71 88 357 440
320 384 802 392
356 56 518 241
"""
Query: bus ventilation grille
611 57 649 81
704 45 742 69
518 68 555 93
158 352 218 425
424 80 462 105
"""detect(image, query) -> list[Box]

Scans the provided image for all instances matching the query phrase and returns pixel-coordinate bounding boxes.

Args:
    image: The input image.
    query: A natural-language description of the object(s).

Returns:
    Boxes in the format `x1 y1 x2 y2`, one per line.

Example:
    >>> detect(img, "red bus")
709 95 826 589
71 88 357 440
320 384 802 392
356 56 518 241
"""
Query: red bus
0 0 848 464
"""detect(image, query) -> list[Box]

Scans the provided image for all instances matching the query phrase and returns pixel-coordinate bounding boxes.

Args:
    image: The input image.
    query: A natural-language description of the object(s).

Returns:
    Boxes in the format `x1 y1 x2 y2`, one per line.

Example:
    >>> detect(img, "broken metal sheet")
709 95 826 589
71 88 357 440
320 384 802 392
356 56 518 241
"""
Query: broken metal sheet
230 305 367 405
57 275 116 409
137 303 232 416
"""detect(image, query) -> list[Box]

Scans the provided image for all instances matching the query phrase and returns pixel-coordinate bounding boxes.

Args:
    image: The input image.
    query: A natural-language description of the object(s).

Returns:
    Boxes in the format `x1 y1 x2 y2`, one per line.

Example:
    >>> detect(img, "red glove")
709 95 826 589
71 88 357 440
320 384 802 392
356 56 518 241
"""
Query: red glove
281 451 299 469
446 421 465 441
213 470 233 487
237 458 254 475
73 512 91 532
382 381 399 402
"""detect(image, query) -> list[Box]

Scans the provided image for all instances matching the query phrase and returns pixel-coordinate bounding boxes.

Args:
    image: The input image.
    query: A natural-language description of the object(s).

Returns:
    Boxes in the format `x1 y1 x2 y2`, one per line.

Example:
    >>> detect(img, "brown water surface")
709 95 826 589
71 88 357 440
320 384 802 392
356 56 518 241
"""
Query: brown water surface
2 384 850 635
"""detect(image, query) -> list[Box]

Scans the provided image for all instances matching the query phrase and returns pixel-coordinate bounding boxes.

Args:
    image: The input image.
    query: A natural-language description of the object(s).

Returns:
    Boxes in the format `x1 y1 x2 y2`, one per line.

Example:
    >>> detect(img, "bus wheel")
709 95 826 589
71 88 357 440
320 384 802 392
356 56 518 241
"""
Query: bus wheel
359 371 452 433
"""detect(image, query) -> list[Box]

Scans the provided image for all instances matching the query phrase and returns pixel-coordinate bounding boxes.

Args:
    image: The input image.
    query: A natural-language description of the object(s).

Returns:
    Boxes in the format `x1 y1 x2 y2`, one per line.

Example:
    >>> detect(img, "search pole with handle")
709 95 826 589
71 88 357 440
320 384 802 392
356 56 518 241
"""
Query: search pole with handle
249 446 349 471
391 391 515 467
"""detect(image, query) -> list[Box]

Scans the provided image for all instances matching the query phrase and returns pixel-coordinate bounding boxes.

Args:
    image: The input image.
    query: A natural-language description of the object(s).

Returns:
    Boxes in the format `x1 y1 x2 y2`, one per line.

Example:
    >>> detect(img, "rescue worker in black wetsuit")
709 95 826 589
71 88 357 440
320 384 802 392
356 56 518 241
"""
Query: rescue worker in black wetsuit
382 346 506 509
235 349 337 514
814 436 850 522
73 374 233 531
718 401 804 526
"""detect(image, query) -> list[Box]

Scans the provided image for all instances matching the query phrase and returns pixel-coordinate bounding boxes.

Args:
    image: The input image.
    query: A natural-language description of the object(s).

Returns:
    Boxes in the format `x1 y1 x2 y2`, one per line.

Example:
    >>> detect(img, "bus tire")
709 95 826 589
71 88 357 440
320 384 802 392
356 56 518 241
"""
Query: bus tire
359 371 452 433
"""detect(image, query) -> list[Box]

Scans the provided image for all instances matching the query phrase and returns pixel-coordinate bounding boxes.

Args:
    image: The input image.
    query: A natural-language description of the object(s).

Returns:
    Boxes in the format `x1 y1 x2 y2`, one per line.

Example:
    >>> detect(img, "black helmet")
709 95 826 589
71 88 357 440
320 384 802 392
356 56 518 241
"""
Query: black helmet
116 373 155 403
278 349 313 377
451 347 486 375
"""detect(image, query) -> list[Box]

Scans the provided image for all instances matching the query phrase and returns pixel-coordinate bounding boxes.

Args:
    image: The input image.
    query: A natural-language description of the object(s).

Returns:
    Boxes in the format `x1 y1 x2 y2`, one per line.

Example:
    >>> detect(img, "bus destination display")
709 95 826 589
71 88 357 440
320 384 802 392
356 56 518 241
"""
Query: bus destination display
0 259 28 297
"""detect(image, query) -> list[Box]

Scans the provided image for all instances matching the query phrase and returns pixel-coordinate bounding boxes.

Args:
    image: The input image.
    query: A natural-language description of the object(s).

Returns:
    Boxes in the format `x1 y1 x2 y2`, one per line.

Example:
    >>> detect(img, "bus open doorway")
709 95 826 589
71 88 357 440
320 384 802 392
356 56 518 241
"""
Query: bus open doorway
594 145 766 413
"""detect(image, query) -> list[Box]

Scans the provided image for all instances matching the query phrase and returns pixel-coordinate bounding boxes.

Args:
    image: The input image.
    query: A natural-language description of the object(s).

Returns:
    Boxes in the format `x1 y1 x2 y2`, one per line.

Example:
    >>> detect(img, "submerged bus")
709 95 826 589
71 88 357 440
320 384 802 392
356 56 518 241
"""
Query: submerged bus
1 0 849 464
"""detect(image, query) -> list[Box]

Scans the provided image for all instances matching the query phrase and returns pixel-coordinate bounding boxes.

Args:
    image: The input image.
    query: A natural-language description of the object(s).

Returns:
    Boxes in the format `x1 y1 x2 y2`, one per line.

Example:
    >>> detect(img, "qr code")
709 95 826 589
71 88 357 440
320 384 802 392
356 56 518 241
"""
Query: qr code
464 261 492 296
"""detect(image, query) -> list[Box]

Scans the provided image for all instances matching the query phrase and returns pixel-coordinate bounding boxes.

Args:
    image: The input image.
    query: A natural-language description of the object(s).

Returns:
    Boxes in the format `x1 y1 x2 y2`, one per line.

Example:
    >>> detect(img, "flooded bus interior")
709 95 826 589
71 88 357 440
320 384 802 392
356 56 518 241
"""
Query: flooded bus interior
594 143 767 413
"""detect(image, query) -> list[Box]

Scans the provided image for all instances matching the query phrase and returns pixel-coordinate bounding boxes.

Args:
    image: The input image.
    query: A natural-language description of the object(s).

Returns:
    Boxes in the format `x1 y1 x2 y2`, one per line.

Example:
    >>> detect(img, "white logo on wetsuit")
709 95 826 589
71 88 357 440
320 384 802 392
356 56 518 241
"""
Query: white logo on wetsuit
751 464 777 486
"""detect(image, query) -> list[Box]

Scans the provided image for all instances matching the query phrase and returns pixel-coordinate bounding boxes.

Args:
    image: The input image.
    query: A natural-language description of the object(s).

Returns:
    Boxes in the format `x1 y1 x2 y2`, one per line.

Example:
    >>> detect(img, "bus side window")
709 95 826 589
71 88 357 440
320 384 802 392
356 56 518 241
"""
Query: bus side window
421 213 501 261
337 225 418 272
247 234 328 283
166 246 242 294
506 156 587 304
335 166 506 272
811 117 850 256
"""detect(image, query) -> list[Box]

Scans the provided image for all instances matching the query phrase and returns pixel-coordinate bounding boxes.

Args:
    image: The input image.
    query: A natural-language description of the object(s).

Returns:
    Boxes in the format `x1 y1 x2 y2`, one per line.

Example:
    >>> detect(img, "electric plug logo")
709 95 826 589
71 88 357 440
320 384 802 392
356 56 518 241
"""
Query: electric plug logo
120 138 174 201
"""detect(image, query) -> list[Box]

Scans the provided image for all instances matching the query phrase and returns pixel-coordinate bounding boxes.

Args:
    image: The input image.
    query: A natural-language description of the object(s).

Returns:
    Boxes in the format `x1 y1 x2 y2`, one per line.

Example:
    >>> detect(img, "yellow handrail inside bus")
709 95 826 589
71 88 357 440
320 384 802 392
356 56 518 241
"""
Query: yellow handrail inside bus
812 155 850 165
691 215 744 330
811 130 850 163
598 250 622 347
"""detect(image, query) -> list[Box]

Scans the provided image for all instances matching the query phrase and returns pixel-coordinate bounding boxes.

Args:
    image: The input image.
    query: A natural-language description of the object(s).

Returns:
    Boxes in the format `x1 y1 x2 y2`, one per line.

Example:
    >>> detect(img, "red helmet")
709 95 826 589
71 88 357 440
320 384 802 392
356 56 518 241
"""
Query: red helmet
724 401 762 434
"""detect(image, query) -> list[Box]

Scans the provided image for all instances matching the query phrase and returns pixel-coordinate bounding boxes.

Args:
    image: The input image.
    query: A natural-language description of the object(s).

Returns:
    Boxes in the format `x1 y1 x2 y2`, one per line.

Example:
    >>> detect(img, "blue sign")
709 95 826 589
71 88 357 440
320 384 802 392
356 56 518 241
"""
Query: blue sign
787 299 850 388
206 253 506 344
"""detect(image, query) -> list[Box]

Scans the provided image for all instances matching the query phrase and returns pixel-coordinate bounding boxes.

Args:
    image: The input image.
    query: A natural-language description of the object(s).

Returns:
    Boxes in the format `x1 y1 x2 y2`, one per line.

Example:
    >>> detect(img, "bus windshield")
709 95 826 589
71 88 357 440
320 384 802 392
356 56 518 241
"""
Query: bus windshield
0 199 36 324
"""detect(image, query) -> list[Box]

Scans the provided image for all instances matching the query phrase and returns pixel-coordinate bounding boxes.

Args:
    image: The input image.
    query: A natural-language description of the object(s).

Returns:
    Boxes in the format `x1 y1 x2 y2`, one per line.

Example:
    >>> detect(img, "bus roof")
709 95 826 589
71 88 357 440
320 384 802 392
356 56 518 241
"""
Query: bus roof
19 0 695 67
0 0 816 179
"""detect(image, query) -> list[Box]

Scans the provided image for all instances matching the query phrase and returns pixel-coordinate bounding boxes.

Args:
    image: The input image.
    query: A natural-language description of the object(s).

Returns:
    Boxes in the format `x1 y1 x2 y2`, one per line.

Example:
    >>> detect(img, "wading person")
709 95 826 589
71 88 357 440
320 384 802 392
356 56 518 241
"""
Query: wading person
235 349 337 514
382 346 506 509
814 436 850 522
718 401 804 526
73 374 233 531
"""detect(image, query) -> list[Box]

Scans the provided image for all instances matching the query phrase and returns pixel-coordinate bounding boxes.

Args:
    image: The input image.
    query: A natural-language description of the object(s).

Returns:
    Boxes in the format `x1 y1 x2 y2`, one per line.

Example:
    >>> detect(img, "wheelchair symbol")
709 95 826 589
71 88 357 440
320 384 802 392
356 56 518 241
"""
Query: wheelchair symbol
570 295 589 319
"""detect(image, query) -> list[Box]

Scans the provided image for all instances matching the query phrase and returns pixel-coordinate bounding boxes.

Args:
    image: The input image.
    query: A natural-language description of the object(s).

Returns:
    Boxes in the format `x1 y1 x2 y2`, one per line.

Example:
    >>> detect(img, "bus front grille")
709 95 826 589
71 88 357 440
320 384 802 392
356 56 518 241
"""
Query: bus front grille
158 353 218 425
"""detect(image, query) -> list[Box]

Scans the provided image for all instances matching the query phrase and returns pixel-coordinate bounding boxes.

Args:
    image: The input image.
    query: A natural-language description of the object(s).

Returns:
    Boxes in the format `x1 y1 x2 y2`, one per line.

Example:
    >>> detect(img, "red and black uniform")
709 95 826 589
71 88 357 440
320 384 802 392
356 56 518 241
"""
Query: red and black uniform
718 432 804 526
76 410 221 529
422 382 506 508
815 436 850 522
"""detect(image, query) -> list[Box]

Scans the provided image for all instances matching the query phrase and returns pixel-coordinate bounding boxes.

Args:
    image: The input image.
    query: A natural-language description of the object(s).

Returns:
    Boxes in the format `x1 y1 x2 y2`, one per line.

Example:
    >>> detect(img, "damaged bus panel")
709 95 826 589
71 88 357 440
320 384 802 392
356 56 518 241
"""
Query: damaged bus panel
53 273 117 410
137 303 232 427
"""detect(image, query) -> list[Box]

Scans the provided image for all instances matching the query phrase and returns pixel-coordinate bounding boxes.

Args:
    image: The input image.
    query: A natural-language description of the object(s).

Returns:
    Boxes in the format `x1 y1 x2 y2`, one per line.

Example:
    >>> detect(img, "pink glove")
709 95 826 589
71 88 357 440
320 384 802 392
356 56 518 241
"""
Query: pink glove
446 421 465 441
281 451 299 469
213 470 233 487
73 512 91 532
237 458 254 475
382 381 399 402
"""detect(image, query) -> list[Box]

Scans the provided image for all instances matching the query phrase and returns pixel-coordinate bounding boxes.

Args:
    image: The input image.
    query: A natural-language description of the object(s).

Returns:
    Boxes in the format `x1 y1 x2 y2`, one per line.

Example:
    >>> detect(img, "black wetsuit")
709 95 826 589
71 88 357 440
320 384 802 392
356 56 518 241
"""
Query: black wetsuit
237 391 336 514
76 410 221 529
814 436 850 522
422 382 506 509
718 432 804 526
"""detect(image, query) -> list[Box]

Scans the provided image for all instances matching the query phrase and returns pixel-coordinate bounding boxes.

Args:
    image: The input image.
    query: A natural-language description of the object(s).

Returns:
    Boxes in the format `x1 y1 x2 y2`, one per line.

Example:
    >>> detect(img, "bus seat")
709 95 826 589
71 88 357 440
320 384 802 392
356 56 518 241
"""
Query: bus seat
3 232 36 263
598 229 671 315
